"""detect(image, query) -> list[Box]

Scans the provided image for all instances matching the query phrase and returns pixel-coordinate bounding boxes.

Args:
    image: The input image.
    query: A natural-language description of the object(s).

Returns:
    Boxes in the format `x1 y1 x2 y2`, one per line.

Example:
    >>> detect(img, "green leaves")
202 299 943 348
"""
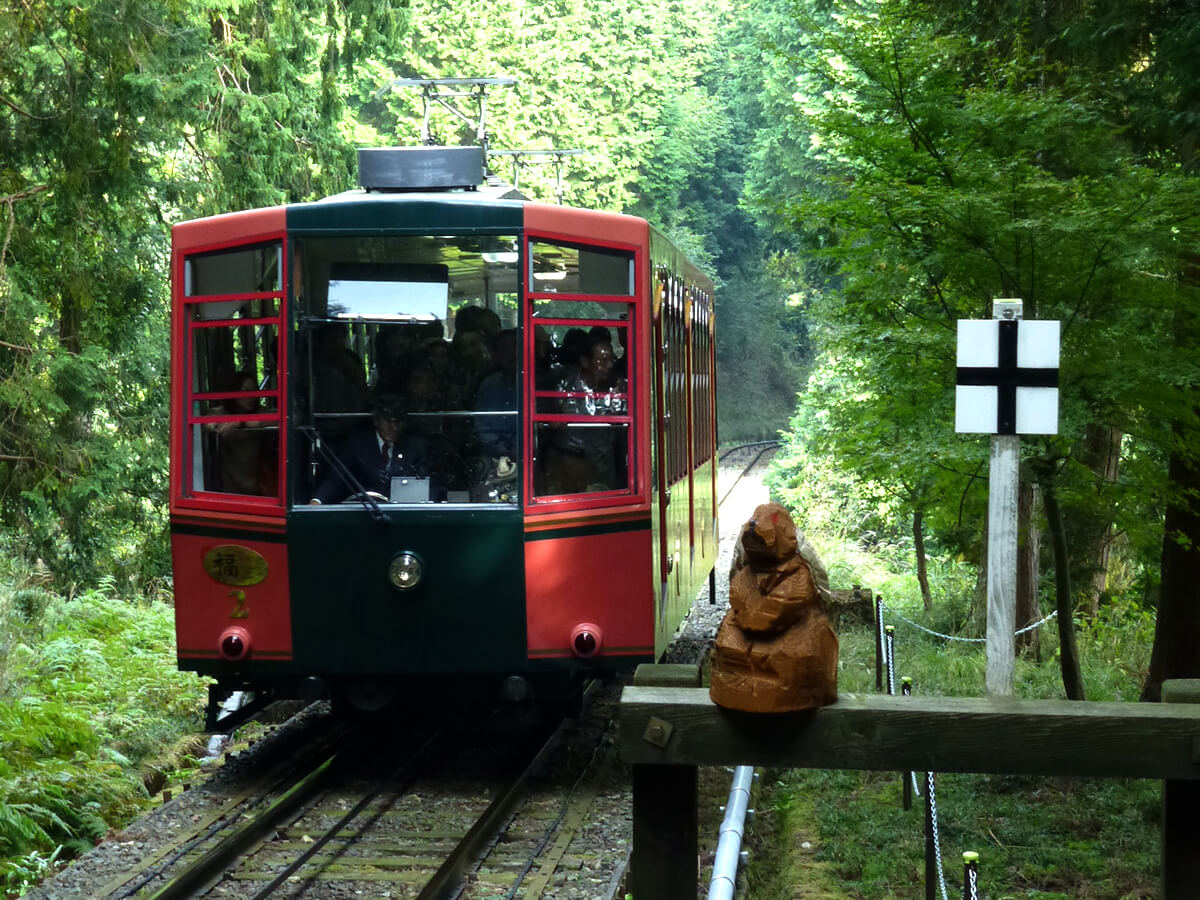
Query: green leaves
0 0 417 590
752 0 1200 589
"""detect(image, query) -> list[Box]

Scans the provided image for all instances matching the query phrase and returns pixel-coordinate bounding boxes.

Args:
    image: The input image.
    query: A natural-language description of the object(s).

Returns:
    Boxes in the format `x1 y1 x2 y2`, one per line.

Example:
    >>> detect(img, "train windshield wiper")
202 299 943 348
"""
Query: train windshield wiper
301 426 389 523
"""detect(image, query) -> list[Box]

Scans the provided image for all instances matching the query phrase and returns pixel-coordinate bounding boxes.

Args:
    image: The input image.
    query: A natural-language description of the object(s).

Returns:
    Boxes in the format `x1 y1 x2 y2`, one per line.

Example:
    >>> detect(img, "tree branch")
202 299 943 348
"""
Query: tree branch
0 93 49 120
0 185 50 205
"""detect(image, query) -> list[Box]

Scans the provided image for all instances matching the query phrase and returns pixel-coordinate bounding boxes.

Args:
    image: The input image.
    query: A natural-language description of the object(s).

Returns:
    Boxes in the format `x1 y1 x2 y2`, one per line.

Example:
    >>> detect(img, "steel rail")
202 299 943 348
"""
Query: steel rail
415 714 573 900
717 439 780 464
718 441 778 508
146 750 344 899
247 727 445 898
106 722 350 899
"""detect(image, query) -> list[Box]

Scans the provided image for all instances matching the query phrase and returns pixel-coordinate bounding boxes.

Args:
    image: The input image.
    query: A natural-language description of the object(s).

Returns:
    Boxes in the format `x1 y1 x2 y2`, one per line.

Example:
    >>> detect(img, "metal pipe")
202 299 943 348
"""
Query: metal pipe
707 766 754 900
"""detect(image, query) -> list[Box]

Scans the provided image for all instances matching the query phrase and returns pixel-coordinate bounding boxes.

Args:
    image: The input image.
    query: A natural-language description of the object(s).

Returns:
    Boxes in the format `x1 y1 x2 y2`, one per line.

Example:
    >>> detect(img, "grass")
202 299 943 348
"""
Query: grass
0 556 210 897
745 519 1160 898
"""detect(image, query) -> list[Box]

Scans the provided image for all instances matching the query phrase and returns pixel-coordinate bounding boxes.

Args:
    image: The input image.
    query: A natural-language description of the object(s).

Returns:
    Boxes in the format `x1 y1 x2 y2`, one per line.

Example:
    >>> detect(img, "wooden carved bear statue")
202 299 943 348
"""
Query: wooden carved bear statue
709 502 839 713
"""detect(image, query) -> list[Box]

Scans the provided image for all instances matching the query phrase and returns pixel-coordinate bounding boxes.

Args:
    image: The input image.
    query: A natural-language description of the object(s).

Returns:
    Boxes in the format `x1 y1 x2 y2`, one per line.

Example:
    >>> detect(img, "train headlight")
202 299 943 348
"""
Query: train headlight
388 552 423 591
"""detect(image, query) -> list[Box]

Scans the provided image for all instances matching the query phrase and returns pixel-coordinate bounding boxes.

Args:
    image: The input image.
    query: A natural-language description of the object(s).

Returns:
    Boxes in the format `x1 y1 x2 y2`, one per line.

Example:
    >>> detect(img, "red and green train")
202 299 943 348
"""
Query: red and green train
169 147 717 725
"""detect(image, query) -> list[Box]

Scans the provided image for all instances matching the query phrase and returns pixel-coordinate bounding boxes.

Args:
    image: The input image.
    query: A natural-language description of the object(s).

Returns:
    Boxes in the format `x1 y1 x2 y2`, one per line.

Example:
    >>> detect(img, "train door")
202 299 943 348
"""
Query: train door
523 230 656 663
170 226 293 671
661 273 689 610
651 270 671 624
690 286 716 563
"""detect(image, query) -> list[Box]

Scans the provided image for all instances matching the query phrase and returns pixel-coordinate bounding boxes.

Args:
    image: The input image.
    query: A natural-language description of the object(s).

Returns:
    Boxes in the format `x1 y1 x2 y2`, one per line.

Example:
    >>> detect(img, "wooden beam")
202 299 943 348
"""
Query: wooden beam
620 688 1200 780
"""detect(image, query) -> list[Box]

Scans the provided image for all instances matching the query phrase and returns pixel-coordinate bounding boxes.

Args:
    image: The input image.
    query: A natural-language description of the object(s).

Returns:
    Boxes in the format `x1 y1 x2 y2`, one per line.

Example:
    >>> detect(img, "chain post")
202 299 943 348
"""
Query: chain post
875 592 885 691
901 677 913 811
962 851 979 900
885 625 896 696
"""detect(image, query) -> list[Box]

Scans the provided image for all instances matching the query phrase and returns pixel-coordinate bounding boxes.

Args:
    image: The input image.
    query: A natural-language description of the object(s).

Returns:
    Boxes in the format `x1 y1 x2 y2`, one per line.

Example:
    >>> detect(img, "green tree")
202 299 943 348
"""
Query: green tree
0 0 409 589
751 0 1200 696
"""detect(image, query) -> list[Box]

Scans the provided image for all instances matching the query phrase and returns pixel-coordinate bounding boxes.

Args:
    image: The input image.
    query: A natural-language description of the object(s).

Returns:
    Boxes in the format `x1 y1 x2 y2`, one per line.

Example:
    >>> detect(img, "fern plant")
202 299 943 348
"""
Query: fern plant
0 555 209 890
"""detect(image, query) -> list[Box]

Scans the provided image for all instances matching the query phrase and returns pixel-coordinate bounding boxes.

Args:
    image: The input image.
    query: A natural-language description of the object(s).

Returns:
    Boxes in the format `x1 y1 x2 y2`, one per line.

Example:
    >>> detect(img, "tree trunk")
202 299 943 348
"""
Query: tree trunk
1015 473 1041 658
1072 424 1123 616
971 518 988 634
913 507 932 611
1039 464 1085 700
1143 252 1200 702
1142 447 1200 701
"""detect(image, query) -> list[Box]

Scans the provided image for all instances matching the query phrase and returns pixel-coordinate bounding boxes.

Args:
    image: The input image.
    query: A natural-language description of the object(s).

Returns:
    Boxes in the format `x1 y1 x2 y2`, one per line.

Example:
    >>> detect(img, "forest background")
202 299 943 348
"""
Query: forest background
2 0 1200 890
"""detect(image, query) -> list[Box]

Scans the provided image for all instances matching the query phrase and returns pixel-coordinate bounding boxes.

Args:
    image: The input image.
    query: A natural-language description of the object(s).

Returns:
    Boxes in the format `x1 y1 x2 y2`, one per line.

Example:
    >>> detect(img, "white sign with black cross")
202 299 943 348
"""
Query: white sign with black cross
955 317 1060 435
954 301 1060 696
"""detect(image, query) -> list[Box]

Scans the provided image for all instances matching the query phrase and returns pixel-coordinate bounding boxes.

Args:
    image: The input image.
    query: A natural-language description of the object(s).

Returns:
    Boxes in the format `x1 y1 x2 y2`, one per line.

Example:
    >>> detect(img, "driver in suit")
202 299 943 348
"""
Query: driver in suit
311 395 430 504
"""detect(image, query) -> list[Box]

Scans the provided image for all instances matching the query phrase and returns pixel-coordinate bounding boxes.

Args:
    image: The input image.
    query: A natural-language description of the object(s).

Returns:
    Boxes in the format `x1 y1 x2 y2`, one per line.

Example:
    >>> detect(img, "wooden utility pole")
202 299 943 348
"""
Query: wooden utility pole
956 299 1059 696
987 426 1019 695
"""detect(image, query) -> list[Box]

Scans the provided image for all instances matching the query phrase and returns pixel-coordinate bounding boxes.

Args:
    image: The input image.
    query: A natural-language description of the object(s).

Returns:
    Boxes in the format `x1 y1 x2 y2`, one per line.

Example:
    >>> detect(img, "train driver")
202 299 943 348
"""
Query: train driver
474 329 519 457
310 395 431 504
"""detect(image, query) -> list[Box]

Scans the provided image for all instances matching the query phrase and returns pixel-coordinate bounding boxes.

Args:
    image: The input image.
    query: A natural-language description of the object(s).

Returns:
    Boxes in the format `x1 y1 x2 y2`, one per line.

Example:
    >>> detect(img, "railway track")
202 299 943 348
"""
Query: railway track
94 688 620 900
718 440 779 508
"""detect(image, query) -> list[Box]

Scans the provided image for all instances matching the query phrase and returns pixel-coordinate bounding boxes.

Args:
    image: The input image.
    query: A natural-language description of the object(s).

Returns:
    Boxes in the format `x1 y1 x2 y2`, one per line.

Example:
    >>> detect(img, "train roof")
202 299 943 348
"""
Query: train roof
171 144 708 292
172 187 656 253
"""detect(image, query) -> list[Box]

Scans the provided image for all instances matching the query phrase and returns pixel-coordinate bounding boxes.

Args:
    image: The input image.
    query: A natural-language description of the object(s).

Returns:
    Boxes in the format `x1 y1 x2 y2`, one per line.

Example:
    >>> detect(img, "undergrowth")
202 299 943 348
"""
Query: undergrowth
0 556 209 897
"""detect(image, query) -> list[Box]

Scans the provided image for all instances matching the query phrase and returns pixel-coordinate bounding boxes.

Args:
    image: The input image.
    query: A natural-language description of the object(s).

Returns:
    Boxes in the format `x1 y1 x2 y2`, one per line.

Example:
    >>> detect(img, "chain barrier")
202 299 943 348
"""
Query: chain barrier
875 594 1042 898
879 599 1058 644
927 771 950 900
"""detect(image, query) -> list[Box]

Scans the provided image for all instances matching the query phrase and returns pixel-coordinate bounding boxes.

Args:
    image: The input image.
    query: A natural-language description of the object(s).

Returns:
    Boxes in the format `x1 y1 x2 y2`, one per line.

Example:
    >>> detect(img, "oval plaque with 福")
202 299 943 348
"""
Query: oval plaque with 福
203 545 269 586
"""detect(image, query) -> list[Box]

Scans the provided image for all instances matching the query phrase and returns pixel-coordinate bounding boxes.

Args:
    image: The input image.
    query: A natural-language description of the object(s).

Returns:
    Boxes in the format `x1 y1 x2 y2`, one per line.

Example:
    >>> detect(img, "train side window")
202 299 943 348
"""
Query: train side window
185 244 280 297
182 242 284 501
529 242 633 296
528 239 636 502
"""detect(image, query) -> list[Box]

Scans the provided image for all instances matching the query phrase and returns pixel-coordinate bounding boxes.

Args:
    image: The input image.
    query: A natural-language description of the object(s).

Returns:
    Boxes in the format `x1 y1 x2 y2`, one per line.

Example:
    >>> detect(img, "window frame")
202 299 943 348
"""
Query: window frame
525 234 642 511
176 238 287 513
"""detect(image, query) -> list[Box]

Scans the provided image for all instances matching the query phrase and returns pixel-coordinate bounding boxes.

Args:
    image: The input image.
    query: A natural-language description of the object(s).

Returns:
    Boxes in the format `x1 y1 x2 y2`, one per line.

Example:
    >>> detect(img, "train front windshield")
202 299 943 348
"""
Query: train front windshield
292 234 521 506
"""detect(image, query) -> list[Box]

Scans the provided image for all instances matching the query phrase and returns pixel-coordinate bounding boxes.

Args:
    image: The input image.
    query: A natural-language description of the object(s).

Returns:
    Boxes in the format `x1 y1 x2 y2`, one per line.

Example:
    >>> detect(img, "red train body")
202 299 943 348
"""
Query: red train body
169 151 716 721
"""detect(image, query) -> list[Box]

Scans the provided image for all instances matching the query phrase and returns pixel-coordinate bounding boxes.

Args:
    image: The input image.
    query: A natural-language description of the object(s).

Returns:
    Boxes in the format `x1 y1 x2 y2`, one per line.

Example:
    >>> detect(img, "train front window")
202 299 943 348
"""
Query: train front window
293 234 521 506
181 241 284 501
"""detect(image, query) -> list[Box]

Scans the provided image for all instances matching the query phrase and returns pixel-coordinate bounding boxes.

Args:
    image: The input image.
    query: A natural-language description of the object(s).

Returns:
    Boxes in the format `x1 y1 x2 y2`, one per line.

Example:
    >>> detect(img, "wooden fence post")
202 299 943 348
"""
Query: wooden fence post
1162 678 1200 898
629 664 700 900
